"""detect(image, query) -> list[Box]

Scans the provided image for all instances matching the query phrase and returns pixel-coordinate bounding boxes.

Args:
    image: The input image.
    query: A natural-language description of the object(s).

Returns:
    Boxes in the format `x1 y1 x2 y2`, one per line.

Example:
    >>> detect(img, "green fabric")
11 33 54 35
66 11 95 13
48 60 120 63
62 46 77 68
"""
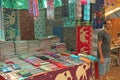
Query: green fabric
38 0 48 9
2 0 13 8
2 0 28 9
54 0 62 7
12 0 28 9
2 0 62 9
63 3 76 27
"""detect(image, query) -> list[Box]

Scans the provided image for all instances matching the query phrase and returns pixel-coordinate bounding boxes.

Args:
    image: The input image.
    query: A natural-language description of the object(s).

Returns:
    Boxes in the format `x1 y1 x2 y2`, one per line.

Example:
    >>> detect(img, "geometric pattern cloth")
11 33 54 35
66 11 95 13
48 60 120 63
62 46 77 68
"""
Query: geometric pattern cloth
34 10 45 39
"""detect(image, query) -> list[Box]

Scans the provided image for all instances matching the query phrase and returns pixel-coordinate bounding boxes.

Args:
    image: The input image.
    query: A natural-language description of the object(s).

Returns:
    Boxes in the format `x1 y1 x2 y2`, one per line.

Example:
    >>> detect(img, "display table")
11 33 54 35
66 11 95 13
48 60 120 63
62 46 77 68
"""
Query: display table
25 63 93 80
0 55 95 80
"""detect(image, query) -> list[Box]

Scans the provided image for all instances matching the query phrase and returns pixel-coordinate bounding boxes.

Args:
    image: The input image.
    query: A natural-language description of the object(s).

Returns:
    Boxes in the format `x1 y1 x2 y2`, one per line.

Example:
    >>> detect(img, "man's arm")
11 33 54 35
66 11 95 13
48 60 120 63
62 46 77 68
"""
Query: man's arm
98 40 104 64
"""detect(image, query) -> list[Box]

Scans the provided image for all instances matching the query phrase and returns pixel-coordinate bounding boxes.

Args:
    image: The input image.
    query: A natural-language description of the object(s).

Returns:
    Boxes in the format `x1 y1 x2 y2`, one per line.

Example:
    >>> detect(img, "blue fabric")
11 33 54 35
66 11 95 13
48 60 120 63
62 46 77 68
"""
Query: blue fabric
93 0 104 29
84 0 90 21
53 26 63 42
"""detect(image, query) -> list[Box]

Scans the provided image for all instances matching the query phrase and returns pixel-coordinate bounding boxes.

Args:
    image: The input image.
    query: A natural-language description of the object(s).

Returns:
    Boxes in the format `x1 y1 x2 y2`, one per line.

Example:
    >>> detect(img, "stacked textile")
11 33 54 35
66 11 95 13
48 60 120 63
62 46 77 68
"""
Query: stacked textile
0 41 15 59
28 40 40 52
53 43 67 52
15 41 29 54
49 36 60 45
39 38 51 50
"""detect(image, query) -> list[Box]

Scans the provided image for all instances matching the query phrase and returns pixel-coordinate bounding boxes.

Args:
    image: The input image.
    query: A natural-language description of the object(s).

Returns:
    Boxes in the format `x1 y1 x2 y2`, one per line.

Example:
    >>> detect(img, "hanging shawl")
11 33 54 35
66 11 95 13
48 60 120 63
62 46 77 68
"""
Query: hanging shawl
28 0 39 19
81 0 87 5
62 0 69 17
83 0 90 21
90 0 96 3
47 0 54 20
76 0 82 20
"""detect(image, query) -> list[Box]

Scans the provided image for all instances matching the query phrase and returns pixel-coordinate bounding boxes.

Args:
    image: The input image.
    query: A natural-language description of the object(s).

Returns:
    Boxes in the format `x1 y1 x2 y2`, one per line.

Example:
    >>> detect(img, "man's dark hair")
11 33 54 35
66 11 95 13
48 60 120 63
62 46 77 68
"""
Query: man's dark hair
104 19 111 24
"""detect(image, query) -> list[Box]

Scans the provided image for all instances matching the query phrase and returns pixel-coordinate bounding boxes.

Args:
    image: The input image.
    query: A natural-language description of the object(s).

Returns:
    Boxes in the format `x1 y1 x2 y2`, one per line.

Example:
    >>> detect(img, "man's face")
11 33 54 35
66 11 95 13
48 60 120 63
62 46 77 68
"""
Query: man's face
105 20 112 30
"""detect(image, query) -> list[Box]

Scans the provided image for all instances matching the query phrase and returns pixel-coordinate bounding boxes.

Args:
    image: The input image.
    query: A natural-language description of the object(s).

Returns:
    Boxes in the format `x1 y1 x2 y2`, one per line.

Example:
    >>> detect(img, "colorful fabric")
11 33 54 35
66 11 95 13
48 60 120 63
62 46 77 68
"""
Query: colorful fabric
0 9 5 41
93 0 104 29
34 10 45 39
90 0 96 3
75 0 82 20
63 1 76 27
81 0 87 5
54 0 62 7
76 26 92 54
3 9 20 41
28 0 39 18
47 0 54 20
92 29 101 56
19 10 34 40
62 0 69 17
84 0 90 21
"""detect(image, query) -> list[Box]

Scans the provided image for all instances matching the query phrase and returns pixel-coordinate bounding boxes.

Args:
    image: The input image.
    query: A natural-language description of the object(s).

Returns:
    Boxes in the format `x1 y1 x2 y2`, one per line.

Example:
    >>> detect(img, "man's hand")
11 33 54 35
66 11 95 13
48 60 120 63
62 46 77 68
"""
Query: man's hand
100 57 104 64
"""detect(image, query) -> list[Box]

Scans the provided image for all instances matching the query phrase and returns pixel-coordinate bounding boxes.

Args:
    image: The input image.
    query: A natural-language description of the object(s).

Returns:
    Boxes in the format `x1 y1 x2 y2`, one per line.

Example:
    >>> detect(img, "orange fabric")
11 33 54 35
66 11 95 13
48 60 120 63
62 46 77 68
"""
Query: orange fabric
79 57 92 63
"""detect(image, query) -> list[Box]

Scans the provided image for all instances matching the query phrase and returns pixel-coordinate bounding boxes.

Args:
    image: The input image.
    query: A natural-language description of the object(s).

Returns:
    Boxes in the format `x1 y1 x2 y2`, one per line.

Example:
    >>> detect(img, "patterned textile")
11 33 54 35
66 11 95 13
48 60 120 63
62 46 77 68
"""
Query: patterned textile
63 2 76 27
26 63 93 80
63 27 76 51
34 10 45 39
92 29 101 56
47 0 54 20
93 0 104 29
28 0 39 18
75 0 82 20
0 8 5 41
54 7 63 26
62 0 69 17
19 10 34 40
90 0 96 3
76 26 92 54
54 0 62 7
3 9 20 41
84 0 90 21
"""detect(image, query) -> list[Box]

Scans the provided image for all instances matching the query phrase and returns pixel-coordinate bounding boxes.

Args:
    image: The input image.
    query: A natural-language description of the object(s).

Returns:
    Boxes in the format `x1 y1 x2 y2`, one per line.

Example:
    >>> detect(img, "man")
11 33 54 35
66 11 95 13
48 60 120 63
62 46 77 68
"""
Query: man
97 19 112 80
